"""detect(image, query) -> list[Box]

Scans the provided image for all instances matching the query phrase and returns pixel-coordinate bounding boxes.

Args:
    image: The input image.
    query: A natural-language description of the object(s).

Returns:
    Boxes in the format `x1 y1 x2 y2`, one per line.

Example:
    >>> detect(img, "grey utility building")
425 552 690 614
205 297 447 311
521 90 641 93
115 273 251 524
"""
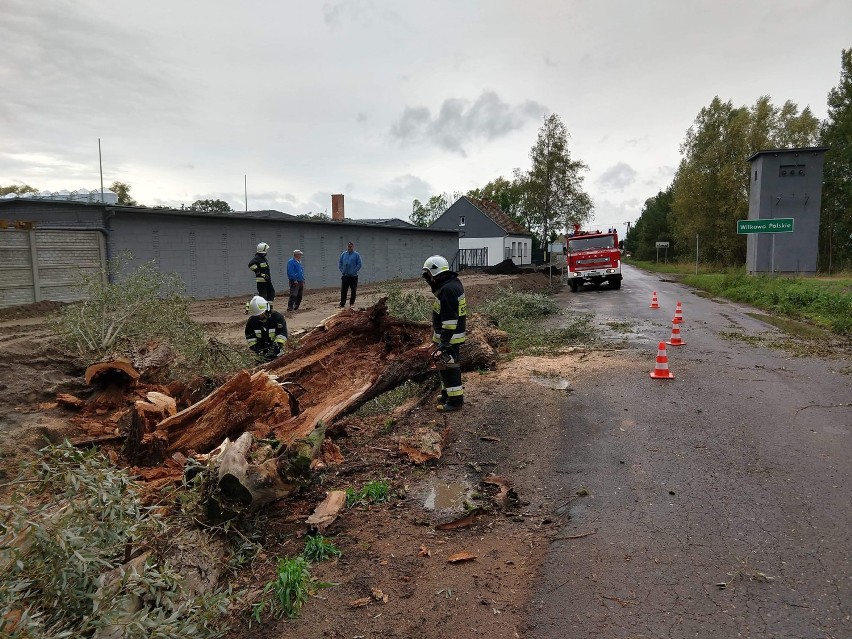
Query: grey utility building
745 147 828 276
430 197 532 267
0 199 458 308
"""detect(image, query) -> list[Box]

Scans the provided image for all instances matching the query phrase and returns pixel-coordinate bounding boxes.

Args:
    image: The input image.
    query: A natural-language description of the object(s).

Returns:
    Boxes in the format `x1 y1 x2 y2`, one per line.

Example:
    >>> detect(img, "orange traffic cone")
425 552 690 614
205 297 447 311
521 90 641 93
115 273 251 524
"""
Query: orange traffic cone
650 341 674 379
666 320 685 346
649 291 661 309
672 301 684 324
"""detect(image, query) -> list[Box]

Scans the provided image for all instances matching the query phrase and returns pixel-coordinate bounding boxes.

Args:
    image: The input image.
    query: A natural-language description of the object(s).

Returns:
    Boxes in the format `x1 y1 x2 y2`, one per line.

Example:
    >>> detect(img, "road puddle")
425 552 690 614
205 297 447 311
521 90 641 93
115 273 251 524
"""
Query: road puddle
424 480 469 510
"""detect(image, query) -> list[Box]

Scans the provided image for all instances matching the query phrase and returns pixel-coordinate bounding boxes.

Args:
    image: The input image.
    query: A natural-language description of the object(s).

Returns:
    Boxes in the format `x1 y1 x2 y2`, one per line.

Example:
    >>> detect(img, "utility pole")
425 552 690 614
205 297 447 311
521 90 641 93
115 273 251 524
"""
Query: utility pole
244 175 248 212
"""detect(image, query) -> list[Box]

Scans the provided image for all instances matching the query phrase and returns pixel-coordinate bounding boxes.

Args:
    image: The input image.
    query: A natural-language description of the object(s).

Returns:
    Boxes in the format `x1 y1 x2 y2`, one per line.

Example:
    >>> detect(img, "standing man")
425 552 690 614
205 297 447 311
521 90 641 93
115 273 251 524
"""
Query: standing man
421 255 466 412
244 295 287 361
248 242 275 303
286 249 305 311
338 241 362 308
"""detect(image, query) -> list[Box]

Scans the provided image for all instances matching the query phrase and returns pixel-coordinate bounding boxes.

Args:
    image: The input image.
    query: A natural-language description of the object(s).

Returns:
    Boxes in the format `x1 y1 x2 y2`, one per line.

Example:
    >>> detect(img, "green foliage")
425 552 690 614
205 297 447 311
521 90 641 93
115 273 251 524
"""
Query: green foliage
668 95 819 266
346 480 391 507
110 180 138 206
355 379 422 417
0 443 230 639
520 113 593 248
374 279 432 322
251 557 311 621
819 48 852 272
189 199 233 214
410 193 452 227
627 189 674 260
0 183 38 196
480 286 597 354
302 535 342 562
48 256 254 377
682 272 852 335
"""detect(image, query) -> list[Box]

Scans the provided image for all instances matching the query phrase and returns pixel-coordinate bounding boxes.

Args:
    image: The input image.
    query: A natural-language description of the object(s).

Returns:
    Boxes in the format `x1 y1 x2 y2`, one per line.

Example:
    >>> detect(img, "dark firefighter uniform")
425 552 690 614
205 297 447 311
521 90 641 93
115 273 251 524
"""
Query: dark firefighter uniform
249 252 275 302
245 311 288 360
431 272 467 408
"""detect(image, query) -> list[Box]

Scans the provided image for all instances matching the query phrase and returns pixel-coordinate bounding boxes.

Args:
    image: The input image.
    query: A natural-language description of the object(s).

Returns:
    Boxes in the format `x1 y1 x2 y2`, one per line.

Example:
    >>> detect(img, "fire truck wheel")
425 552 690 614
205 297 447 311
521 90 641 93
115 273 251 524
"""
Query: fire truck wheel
570 280 579 293
609 278 622 290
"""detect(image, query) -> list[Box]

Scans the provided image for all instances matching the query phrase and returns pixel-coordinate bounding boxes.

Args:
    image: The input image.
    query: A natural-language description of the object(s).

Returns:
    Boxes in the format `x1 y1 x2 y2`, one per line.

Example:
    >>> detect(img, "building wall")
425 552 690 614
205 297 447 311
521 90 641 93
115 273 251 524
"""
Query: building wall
458 236 531 266
746 148 826 275
0 201 458 304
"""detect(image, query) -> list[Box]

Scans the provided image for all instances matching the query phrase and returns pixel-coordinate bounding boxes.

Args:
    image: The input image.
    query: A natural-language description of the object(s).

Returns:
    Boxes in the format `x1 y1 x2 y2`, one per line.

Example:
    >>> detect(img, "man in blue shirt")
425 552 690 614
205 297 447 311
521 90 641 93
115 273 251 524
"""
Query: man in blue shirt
338 241 362 308
286 249 305 311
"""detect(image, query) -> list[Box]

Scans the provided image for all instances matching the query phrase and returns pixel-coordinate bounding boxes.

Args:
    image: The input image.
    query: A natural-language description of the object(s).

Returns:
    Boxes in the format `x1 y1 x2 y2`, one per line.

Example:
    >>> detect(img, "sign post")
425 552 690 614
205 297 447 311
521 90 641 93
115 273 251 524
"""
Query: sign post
736 218 794 277
655 241 670 264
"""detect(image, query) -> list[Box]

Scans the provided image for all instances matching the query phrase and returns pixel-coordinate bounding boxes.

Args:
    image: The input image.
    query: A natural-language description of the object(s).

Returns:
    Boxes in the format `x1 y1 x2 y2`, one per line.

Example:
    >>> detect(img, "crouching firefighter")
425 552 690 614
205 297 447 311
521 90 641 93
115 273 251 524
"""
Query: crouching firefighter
245 295 288 361
421 255 466 412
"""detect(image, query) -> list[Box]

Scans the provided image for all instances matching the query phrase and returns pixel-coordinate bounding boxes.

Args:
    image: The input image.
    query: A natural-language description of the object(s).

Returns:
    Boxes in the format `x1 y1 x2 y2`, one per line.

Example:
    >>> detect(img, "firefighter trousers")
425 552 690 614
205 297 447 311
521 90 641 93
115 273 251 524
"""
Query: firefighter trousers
437 344 463 406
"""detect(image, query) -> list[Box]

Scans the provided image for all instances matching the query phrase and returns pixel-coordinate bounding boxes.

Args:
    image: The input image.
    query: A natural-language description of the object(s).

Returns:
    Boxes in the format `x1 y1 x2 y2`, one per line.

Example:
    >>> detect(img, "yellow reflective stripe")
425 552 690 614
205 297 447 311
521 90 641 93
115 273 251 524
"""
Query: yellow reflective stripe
275 336 287 345
458 296 467 316
449 332 465 344
254 330 262 337
260 262 268 268
250 264 258 270
246 338 258 346
255 277 266 282
446 386 464 397
441 320 458 329
269 329 276 337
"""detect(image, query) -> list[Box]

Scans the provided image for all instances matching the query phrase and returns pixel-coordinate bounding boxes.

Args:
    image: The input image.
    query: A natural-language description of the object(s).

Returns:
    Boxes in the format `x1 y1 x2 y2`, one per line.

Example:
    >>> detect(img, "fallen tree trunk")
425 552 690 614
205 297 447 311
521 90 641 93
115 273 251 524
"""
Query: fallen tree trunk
206 423 326 518
132 300 504 467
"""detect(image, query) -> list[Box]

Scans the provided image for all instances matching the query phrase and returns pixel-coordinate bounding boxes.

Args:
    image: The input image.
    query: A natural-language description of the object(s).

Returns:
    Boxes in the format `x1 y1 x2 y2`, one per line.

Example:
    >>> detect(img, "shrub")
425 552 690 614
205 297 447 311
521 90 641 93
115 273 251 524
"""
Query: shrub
374 279 432 322
0 443 230 639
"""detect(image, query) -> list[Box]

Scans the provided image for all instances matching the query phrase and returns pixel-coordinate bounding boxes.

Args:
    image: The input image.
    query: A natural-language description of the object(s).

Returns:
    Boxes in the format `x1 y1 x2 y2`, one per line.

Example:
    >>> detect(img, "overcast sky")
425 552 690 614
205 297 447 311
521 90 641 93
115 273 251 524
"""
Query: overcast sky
1 1 850 236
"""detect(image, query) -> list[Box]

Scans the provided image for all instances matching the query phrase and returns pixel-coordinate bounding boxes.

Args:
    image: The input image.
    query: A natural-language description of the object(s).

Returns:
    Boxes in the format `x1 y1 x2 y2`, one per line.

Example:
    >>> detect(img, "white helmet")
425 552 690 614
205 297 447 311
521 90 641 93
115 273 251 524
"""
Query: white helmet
422 255 450 277
247 295 269 317
256 242 269 254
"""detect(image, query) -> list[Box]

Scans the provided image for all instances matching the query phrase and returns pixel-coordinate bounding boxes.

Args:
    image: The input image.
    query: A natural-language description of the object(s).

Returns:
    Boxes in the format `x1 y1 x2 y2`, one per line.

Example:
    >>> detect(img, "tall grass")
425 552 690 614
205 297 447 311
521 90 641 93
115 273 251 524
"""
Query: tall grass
682 272 852 335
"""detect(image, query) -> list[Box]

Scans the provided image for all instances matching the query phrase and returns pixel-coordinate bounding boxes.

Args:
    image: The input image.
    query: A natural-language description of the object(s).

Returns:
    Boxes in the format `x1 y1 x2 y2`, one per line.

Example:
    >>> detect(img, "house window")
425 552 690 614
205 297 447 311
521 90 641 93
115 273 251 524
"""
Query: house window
524 243 528 258
512 242 517 258
459 216 465 227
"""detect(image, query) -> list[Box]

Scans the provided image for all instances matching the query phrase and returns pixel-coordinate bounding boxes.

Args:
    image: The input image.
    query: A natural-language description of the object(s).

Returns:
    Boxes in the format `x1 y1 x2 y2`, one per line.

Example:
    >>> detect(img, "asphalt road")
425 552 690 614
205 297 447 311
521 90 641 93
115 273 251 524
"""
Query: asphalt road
527 264 851 639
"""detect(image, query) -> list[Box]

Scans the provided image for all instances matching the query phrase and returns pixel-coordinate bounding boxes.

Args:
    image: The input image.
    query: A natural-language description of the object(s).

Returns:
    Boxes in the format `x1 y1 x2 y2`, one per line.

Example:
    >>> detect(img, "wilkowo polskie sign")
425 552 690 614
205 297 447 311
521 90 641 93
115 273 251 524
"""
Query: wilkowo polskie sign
736 218 794 234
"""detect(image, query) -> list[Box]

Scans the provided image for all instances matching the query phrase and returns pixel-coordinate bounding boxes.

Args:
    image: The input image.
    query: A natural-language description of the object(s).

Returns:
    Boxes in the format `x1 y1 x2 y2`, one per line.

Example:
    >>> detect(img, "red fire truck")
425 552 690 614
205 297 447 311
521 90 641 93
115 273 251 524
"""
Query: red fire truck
565 225 622 292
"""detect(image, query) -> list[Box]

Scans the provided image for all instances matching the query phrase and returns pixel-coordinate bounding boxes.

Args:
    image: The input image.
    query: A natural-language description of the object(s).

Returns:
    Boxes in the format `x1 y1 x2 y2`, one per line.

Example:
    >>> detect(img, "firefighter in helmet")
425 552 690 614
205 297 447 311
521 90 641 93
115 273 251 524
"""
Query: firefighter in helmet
245 295 287 361
249 242 275 303
421 255 466 412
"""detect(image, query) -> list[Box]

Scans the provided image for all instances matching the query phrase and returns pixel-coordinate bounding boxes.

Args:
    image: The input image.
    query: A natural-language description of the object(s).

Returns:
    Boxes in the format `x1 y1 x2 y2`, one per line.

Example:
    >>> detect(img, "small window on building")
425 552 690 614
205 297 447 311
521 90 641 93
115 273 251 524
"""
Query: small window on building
459 216 465 227
511 242 516 257
524 243 528 258
754 170 757 181
779 164 805 177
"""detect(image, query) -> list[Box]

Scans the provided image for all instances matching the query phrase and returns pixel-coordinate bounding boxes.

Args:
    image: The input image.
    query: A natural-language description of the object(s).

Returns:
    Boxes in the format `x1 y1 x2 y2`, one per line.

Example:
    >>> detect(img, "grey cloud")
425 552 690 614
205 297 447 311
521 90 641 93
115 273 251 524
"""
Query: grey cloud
381 174 433 201
0 1 187 137
322 1 403 27
597 162 637 191
390 91 547 155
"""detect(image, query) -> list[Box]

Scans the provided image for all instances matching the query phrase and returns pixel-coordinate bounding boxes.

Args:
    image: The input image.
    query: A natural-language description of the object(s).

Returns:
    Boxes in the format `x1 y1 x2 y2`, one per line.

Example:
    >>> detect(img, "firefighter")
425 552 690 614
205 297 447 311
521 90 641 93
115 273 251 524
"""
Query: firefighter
245 295 288 361
421 255 466 412
249 242 275 302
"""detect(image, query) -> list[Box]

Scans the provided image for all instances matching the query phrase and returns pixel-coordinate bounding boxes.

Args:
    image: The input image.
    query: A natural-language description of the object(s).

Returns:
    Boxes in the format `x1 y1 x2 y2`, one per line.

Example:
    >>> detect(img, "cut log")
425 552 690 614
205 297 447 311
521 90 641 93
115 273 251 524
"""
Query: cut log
85 358 140 386
124 391 178 465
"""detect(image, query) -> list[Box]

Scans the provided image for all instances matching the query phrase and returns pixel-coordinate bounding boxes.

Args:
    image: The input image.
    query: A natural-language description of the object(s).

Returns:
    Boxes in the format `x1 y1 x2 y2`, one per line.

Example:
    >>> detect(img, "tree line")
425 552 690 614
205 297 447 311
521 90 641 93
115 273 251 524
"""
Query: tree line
626 48 852 272
0 181 234 214
410 113 594 249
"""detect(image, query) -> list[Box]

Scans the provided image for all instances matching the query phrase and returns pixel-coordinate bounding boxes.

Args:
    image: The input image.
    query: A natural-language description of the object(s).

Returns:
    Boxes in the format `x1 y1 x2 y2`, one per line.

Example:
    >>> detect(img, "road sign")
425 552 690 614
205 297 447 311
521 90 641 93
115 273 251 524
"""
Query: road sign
737 218 794 234
655 242 670 248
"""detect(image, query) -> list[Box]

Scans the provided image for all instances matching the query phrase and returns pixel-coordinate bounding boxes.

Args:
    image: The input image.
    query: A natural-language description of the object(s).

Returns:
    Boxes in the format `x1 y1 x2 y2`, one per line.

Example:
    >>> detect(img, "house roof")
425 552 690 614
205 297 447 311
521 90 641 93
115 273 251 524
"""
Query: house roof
746 146 829 162
464 197 529 236
346 217 416 228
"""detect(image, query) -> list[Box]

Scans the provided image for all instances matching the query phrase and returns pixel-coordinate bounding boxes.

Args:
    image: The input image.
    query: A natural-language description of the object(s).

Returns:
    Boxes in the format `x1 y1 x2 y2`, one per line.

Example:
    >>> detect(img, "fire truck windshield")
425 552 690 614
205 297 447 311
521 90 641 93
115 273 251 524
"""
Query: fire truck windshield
568 235 616 251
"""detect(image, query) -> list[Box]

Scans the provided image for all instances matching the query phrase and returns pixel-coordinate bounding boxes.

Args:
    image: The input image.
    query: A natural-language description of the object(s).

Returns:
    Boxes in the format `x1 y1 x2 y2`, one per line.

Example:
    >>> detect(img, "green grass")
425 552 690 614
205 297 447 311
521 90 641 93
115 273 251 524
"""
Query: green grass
302 534 342 562
346 479 391 507
373 279 432 322
252 556 311 621
682 272 852 336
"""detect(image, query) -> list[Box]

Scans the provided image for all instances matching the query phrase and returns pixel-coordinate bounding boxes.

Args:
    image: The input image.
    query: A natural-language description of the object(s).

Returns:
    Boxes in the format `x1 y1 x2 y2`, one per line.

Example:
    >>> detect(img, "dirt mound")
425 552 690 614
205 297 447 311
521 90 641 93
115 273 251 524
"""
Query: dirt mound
0 300 67 321
485 259 522 275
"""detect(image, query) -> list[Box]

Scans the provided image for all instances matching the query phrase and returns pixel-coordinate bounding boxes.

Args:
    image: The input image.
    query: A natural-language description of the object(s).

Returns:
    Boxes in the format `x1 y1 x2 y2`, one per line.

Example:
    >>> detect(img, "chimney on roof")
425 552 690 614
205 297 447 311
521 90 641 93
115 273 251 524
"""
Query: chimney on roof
331 194 344 221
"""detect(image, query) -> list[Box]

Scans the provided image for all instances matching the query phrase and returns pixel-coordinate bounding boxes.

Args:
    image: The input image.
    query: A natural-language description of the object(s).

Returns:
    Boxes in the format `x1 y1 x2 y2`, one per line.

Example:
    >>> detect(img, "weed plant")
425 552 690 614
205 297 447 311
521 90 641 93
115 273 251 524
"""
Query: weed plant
346 480 391 507
302 535 342 562
0 443 230 639
251 557 311 621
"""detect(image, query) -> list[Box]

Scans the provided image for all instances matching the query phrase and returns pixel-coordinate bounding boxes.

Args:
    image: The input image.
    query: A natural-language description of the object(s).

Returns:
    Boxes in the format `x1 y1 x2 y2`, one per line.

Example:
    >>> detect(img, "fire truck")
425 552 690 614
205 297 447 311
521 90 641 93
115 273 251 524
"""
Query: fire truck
565 225 622 292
